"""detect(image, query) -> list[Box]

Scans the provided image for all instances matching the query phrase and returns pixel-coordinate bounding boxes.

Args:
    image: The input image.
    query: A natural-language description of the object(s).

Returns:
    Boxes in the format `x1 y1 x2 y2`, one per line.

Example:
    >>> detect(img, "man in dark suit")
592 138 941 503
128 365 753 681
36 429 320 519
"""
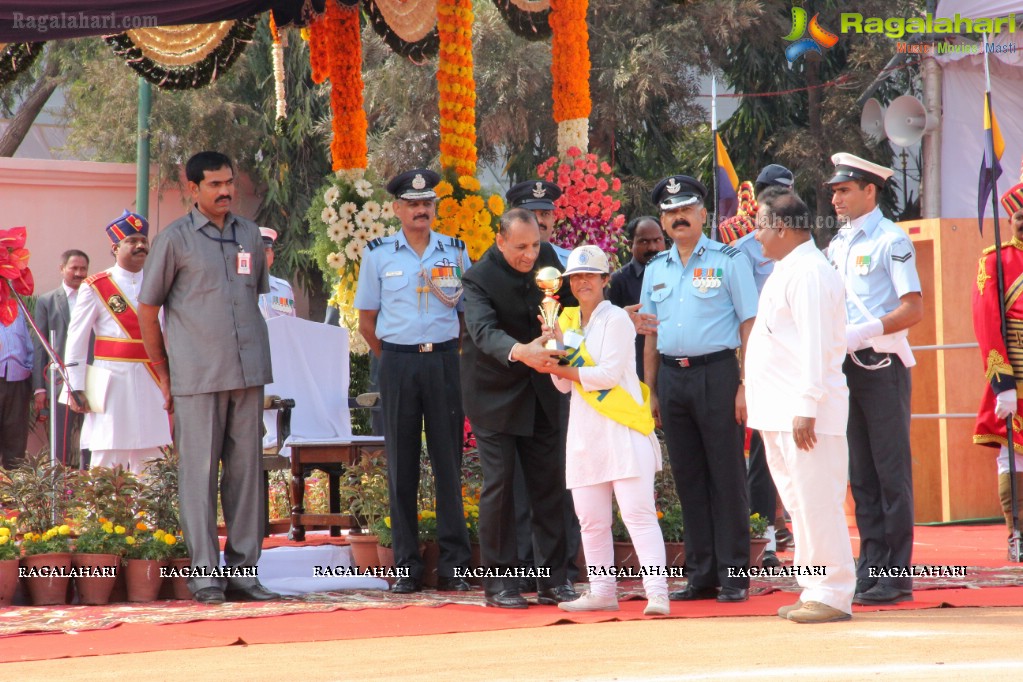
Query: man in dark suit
461 207 580 609
32 249 90 467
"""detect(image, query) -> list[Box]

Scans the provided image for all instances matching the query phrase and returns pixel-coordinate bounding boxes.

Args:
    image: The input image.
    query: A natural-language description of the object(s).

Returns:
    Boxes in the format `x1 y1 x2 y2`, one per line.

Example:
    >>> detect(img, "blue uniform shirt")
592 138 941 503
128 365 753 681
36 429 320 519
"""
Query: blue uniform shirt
640 234 759 356
826 206 921 325
354 229 470 344
732 231 774 294
259 274 296 319
549 242 571 268
0 308 33 381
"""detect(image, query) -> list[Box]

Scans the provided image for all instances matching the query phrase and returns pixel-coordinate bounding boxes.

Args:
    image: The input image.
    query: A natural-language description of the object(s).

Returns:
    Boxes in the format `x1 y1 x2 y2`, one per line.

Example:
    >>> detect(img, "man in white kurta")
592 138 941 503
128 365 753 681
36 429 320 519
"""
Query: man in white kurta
65 210 171 472
745 191 856 624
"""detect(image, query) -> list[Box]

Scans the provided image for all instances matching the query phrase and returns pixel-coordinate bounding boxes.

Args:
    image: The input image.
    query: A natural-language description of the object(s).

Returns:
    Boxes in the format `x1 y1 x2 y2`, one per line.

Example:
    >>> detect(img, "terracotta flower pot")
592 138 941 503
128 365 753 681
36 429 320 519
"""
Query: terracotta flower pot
124 559 167 603
21 552 72 605
749 538 769 569
664 541 686 570
421 541 439 588
376 545 396 586
162 557 192 600
347 533 380 572
71 553 120 605
0 558 20 607
613 541 641 576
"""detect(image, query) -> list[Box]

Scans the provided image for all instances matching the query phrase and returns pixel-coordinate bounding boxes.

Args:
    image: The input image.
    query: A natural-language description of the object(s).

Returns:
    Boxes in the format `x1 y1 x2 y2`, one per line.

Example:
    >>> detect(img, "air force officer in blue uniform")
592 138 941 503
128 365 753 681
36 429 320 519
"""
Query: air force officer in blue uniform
640 175 759 603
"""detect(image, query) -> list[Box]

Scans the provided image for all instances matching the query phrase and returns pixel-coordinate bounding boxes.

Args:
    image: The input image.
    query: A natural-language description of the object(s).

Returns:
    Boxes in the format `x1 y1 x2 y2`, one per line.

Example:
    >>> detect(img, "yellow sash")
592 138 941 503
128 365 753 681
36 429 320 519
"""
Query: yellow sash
558 307 655 436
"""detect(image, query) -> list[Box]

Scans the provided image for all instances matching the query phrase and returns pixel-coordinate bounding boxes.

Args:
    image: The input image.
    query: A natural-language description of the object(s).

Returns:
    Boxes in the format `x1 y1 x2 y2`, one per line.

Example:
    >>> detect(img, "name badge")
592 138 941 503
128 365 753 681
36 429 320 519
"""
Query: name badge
385 270 403 277
237 252 251 275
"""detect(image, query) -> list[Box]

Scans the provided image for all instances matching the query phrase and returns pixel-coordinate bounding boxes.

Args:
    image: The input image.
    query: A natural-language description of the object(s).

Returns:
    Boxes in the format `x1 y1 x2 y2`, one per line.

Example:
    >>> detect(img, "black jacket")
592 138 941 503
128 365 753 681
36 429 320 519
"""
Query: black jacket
460 242 575 435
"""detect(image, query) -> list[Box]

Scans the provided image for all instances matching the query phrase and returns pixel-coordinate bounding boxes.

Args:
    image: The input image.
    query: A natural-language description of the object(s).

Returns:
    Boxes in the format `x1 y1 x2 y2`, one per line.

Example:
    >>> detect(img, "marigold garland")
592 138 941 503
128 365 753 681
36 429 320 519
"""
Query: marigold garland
549 0 590 154
317 1 368 173
306 12 329 84
437 0 477 177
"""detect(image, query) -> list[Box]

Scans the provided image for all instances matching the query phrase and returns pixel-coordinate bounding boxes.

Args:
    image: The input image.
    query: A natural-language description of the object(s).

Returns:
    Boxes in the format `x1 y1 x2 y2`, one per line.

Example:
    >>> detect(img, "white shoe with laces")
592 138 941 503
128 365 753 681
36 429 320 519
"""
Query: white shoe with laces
644 595 671 616
557 591 619 612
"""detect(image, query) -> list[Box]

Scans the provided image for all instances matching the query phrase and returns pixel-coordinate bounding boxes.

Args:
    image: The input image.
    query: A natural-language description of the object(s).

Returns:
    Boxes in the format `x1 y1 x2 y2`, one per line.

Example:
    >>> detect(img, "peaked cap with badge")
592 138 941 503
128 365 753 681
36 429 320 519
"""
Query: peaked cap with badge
387 168 441 200
826 153 893 188
651 175 708 211
105 209 149 245
506 180 562 211
259 227 278 247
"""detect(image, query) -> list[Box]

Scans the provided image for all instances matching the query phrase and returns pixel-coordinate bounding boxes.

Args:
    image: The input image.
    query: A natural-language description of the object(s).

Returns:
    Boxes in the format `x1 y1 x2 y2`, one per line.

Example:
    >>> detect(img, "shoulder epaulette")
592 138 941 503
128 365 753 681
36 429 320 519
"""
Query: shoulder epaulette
83 272 110 286
649 251 668 262
448 236 466 249
367 238 385 251
982 241 1017 255
719 245 740 258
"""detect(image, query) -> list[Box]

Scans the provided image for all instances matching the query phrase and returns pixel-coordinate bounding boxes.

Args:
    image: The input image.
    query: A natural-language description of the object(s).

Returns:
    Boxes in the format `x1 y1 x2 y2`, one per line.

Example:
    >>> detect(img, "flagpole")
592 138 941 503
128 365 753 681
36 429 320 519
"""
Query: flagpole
711 76 719 241
984 33 1022 561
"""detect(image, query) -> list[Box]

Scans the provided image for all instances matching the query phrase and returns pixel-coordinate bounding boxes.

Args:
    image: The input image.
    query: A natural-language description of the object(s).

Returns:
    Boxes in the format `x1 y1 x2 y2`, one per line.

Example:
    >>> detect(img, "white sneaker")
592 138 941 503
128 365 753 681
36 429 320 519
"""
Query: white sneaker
557 591 619 612
643 595 671 616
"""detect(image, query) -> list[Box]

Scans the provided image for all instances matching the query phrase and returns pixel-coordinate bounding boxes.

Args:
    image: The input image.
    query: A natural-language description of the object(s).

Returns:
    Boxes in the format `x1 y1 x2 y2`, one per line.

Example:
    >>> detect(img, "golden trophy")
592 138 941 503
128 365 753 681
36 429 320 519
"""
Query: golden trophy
535 266 564 350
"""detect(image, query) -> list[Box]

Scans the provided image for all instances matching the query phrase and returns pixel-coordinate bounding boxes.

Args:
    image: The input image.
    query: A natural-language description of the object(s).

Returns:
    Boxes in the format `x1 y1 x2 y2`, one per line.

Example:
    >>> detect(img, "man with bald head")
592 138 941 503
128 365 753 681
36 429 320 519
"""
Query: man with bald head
460 208 580 609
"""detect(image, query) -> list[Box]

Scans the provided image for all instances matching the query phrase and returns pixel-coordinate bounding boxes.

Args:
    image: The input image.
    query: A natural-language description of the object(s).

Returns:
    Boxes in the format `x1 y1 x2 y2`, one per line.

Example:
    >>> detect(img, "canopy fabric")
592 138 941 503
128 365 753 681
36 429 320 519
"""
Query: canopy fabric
0 0 316 42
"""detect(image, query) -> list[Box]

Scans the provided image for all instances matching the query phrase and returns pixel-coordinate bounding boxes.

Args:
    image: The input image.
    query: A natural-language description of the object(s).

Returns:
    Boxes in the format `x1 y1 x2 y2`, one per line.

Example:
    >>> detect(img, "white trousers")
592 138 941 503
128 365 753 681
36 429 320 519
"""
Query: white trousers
571 465 667 600
90 447 163 474
997 445 1023 475
763 431 855 613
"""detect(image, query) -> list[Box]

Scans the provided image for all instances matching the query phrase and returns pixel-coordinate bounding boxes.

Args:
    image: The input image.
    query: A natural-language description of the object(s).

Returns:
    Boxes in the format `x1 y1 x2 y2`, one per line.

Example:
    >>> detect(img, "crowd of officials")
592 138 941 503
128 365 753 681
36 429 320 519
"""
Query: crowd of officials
16 145 1023 623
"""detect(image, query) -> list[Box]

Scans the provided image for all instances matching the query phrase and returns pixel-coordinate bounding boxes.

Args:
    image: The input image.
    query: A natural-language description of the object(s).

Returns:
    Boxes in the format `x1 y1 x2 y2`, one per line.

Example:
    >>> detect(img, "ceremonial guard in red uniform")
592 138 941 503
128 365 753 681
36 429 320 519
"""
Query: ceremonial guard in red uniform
973 180 1023 554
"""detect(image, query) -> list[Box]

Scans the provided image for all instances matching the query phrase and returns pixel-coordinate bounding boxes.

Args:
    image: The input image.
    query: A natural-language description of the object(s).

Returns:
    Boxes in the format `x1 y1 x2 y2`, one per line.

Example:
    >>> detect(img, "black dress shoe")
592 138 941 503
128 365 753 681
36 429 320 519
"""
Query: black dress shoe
225 583 280 602
391 577 423 594
855 578 877 595
761 550 781 568
668 586 718 601
193 587 226 604
485 590 528 609
852 584 912 605
536 584 579 605
517 577 537 594
716 587 749 603
436 576 472 592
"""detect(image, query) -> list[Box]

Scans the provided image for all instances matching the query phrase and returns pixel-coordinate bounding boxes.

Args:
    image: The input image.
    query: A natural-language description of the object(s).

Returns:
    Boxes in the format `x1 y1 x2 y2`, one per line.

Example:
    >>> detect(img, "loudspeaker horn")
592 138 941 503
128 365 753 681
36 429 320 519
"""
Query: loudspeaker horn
884 95 937 147
860 98 885 143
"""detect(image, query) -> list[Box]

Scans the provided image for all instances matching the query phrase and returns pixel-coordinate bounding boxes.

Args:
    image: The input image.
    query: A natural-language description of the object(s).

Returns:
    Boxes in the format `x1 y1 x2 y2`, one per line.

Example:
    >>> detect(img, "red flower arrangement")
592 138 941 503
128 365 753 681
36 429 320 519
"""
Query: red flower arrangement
0 226 34 325
536 147 626 258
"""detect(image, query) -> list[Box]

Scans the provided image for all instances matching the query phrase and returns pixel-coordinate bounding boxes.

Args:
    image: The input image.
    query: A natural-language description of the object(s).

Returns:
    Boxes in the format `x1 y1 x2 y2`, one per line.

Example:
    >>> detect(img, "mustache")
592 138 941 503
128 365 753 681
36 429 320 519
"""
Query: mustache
672 219 691 229
132 248 148 255
414 213 431 220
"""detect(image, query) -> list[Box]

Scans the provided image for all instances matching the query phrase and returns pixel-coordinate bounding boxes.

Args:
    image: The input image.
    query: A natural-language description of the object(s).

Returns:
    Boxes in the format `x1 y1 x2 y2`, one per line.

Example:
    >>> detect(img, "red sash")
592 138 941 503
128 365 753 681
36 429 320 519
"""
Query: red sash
86 272 160 386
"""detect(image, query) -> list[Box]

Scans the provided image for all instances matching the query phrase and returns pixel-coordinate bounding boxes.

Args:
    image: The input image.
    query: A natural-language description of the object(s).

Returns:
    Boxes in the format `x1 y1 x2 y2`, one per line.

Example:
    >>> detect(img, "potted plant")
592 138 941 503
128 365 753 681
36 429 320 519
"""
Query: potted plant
749 512 770 568
0 515 19 606
138 447 180 534
0 452 77 537
162 531 192 601
338 454 389 572
123 522 176 602
20 523 73 605
71 517 125 605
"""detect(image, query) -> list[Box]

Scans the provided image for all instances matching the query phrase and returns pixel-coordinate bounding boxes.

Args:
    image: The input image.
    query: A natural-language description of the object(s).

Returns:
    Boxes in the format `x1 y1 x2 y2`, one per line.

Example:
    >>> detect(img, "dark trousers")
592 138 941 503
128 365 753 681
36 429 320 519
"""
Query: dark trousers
658 356 750 590
379 348 470 581
0 377 30 469
513 393 581 584
844 354 914 591
49 396 85 468
476 399 568 595
747 429 777 527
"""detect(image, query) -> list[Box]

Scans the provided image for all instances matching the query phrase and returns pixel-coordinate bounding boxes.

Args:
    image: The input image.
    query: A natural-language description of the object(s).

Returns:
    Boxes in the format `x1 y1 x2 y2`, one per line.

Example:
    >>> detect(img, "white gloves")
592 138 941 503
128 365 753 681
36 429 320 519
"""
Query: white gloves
845 319 884 354
996 389 1018 420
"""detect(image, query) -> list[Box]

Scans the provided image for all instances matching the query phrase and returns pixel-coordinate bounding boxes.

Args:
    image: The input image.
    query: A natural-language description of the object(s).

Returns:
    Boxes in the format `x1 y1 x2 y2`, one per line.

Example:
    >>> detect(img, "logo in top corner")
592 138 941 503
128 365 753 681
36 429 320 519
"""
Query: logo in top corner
782 6 839 64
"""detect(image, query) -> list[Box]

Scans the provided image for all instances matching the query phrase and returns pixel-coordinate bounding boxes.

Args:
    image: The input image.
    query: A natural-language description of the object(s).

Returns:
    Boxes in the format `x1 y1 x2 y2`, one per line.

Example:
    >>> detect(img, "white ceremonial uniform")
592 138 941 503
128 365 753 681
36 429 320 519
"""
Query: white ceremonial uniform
65 265 171 472
259 275 296 320
746 239 856 614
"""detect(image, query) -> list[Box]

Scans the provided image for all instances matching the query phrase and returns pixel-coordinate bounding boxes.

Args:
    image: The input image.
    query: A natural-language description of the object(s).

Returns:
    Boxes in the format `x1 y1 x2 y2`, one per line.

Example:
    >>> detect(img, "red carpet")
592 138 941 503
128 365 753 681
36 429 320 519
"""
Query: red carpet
3 523 1022 663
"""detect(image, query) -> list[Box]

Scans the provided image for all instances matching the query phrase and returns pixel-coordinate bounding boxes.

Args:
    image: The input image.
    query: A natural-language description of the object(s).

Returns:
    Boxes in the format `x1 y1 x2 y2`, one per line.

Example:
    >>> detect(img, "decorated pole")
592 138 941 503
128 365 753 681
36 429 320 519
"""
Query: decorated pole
550 0 590 156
